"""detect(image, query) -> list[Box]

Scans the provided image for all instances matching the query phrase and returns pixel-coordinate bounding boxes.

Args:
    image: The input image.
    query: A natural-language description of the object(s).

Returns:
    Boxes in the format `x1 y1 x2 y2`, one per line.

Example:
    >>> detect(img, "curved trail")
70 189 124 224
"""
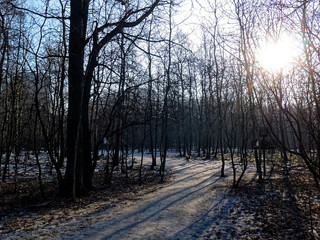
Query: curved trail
3 155 317 239
63 156 247 240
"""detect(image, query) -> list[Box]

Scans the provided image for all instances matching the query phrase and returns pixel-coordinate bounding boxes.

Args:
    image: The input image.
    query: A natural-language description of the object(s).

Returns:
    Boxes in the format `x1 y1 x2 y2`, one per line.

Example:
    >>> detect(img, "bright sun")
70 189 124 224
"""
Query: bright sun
257 34 300 72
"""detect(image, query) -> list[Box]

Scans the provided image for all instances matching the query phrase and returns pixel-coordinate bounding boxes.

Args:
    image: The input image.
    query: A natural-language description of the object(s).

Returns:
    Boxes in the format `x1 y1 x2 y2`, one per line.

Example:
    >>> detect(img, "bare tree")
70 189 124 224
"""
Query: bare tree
64 0 162 197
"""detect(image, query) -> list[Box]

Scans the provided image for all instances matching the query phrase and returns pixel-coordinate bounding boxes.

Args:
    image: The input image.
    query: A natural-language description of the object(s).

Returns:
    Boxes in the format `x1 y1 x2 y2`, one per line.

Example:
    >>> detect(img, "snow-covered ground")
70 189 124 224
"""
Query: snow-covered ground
1 154 254 239
1 154 319 239
63 157 251 240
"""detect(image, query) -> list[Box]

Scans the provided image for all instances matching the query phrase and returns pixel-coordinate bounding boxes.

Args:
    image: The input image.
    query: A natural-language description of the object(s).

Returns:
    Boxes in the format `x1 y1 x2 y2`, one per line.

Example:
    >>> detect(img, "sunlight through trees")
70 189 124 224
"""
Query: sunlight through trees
0 0 319 198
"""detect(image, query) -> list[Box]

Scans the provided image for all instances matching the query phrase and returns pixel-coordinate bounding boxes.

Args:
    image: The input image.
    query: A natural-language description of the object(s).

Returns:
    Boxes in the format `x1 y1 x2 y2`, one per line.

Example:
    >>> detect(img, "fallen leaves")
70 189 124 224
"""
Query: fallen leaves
236 168 320 240
0 157 319 240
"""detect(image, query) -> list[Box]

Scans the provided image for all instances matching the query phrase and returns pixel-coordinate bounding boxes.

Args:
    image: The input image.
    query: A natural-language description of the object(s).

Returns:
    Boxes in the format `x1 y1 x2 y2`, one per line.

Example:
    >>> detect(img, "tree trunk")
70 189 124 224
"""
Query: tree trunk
63 0 89 197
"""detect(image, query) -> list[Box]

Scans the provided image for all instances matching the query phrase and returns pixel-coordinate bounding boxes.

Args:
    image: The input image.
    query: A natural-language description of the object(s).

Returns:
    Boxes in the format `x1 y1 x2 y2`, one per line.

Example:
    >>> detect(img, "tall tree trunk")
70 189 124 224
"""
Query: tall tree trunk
64 0 89 197
58 0 67 168
160 0 173 182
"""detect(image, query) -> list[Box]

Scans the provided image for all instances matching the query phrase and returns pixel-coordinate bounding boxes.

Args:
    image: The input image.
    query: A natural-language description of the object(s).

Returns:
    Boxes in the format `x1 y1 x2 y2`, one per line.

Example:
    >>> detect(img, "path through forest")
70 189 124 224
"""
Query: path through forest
3 154 319 239
61 156 253 240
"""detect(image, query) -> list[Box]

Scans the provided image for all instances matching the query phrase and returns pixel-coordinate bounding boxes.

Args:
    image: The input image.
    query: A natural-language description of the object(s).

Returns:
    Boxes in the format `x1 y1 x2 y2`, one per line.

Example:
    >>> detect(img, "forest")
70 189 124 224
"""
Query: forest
0 0 320 239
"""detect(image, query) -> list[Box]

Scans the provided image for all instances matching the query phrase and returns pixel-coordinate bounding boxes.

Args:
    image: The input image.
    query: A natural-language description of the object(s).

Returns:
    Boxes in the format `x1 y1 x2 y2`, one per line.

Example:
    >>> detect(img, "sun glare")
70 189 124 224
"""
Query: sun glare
257 34 300 72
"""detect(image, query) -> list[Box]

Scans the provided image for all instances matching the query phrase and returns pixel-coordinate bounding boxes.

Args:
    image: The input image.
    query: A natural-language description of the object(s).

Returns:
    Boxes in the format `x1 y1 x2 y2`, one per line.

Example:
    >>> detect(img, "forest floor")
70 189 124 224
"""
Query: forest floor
0 153 320 239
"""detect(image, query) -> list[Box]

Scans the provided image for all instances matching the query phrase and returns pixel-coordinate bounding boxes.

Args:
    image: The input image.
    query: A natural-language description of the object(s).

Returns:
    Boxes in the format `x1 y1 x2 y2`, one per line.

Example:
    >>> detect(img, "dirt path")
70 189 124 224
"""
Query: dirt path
3 154 319 239
2 155 257 240
61 156 250 240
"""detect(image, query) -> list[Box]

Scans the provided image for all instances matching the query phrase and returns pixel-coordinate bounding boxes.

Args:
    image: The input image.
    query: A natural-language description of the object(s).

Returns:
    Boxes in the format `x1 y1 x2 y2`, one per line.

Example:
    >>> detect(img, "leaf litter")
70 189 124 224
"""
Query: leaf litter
0 153 319 239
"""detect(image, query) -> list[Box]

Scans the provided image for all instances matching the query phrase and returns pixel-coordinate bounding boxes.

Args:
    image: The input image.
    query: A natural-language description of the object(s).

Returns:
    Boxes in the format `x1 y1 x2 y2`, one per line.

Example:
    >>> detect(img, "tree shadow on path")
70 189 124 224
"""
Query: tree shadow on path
64 160 232 240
